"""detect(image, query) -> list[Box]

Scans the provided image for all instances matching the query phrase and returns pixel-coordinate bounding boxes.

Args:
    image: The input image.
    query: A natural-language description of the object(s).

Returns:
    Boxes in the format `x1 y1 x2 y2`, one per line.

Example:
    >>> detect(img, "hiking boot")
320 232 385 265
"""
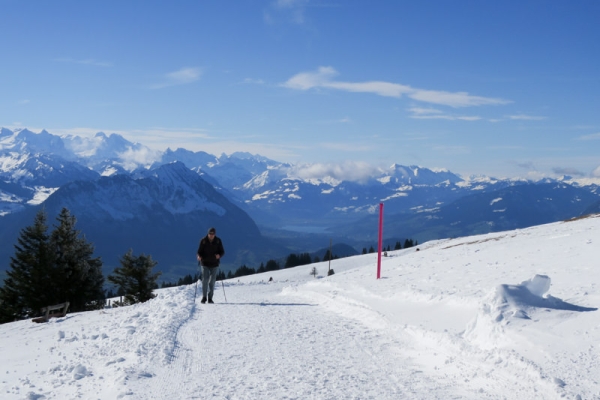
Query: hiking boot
200 297 207 304
208 297 214 304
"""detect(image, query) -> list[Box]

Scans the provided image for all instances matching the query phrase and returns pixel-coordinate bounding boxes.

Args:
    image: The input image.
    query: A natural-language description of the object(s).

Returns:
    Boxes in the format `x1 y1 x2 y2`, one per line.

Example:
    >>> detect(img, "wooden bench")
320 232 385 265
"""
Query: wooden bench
32 302 70 323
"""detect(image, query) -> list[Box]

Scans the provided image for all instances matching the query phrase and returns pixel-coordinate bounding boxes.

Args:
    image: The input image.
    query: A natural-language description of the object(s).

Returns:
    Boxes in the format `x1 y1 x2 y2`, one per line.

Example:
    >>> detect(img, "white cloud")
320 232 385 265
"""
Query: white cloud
593 166 600 177
283 67 511 108
150 67 202 89
327 80 413 98
410 90 508 107
282 66 338 90
118 147 162 170
288 161 380 183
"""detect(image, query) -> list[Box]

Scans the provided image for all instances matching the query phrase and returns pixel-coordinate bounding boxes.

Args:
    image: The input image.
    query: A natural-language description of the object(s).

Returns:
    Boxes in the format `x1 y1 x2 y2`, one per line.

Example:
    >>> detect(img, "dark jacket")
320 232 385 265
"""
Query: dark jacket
197 236 225 268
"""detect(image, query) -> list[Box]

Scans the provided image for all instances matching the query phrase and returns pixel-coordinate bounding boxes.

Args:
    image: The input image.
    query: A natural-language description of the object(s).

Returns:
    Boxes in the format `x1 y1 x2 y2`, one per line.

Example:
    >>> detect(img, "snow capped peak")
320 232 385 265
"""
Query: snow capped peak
228 151 257 160
2 128 72 159
241 168 288 190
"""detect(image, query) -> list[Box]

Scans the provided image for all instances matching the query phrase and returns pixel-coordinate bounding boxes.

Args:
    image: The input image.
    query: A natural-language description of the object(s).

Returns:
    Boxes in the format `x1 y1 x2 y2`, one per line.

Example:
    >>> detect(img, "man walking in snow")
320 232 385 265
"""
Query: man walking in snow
196 227 225 304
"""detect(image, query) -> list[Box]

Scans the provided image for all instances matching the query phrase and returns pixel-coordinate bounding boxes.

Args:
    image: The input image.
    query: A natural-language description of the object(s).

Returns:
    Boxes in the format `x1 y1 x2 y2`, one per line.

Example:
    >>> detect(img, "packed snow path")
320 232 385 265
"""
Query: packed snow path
136 283 433 399
126 279 566 399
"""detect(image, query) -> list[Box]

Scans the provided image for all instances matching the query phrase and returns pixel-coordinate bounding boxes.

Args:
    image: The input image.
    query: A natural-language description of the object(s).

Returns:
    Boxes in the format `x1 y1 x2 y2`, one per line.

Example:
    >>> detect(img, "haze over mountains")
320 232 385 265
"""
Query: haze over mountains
1 128 599 280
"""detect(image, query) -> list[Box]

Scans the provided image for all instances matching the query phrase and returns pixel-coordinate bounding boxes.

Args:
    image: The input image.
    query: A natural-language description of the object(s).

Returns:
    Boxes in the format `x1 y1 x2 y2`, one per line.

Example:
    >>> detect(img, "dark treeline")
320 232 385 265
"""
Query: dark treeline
162 239 417 289
362 239 417 254
0 208 162 324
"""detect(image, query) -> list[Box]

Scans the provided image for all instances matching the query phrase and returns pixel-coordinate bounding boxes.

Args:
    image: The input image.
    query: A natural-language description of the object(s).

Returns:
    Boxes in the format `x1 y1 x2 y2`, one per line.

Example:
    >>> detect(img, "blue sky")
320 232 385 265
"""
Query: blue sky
2 0 599 179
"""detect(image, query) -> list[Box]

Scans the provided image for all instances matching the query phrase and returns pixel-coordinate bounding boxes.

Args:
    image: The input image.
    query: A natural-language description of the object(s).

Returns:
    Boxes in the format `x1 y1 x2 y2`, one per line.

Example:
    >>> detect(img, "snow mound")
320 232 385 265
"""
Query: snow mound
464 274 597 348
521 274 551 297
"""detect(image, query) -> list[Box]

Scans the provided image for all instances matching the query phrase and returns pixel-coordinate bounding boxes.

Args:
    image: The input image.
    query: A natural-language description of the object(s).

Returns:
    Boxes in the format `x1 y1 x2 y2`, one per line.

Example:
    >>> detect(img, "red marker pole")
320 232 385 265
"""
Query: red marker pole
377 202 384 279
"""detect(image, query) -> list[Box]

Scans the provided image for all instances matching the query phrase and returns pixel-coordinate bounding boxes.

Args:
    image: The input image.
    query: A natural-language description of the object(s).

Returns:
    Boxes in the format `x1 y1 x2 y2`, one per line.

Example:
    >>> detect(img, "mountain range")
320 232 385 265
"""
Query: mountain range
1 127 599 281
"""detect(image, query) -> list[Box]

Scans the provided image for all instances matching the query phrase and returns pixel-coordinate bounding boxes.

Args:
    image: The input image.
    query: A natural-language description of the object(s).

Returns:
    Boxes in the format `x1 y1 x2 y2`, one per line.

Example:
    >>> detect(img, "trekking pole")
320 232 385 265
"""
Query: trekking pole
221 280 228 303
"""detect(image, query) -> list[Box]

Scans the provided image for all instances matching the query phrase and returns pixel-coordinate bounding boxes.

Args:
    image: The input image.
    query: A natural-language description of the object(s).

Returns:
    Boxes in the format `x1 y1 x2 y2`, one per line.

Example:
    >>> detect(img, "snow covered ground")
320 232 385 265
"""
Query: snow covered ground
1 215 599 399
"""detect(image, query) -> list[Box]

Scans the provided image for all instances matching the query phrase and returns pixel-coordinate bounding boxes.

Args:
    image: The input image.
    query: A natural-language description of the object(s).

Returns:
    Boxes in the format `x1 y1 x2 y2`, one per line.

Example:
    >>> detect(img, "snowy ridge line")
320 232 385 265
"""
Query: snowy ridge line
441 233 518 249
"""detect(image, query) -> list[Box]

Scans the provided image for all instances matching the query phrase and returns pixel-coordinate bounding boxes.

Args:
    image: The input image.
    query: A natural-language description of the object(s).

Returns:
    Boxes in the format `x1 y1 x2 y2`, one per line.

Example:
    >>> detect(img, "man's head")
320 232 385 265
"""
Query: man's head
208 227 216 237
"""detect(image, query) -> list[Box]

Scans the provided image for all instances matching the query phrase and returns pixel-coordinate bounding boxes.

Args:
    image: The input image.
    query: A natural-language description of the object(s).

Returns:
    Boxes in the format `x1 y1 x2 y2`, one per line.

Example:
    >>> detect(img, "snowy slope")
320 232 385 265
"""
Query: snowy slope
1 215 599 399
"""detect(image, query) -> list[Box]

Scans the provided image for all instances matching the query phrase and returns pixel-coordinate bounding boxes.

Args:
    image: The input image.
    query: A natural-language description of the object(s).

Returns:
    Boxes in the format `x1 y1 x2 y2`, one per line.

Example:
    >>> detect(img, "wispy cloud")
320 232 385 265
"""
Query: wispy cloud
408 107 482 121
150 67 202 89
243 78 266 85
282 67 511 108
18 99 30 105
265 0 309 25
578 132 600 140
508 114 547 121
55 57 113 67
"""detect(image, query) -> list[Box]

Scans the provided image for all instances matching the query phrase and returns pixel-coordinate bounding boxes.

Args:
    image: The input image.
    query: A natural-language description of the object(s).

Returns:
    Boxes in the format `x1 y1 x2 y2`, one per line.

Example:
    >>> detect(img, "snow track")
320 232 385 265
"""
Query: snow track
132 283 439 399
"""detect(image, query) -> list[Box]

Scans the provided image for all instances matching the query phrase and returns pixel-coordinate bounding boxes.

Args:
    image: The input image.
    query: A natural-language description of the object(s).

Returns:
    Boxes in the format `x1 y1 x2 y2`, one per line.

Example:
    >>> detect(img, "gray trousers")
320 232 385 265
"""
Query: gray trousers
201 265 219 299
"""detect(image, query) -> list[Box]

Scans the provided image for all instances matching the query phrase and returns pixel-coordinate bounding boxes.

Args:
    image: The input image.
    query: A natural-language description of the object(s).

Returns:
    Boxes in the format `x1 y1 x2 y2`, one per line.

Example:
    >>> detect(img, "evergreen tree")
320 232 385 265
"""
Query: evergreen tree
50 208 105 312
299 252 312 266
285 253 299 268
182 274 194 285
108 250 161 305
394 241 402 250
265 259 280 272
257 262 266 273
0 210 54 323
233 265 256 278
285 252 313 268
